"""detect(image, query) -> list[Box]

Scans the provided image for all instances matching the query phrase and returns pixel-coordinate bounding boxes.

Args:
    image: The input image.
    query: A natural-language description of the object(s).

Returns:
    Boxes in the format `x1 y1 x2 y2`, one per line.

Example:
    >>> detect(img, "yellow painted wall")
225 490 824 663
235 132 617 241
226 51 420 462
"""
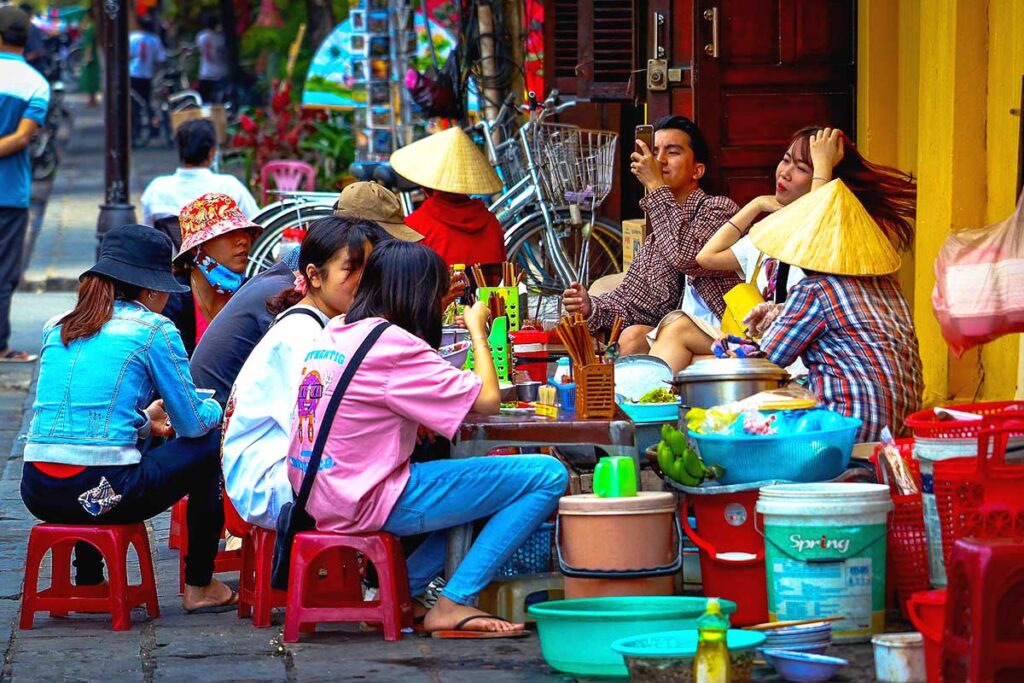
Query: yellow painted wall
858 0 1024 405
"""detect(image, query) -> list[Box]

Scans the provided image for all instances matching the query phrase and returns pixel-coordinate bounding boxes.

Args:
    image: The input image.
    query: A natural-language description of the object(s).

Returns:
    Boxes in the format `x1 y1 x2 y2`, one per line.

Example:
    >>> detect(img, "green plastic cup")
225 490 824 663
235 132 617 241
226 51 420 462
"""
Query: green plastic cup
593 456 637 497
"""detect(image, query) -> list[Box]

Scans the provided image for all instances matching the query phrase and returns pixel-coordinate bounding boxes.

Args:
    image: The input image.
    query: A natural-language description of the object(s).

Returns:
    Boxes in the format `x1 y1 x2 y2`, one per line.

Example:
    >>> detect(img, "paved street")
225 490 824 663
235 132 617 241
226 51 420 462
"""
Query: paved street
0 95 877 682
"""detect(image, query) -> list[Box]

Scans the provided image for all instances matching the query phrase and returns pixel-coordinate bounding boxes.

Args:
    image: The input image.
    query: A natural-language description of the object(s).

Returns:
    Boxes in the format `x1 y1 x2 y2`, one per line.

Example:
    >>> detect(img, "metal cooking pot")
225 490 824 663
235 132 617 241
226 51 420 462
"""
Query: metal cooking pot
670 358 789 418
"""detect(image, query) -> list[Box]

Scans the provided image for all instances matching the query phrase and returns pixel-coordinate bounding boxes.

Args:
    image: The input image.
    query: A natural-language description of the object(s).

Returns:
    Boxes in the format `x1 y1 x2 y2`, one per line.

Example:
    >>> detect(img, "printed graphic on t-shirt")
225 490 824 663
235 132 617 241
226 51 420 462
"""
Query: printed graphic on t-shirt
296 368 325 443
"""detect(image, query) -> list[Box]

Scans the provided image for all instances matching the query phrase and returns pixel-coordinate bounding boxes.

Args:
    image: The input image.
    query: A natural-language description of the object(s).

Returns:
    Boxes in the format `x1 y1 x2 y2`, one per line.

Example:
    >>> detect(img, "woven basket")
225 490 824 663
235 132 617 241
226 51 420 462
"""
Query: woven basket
574 363 615 419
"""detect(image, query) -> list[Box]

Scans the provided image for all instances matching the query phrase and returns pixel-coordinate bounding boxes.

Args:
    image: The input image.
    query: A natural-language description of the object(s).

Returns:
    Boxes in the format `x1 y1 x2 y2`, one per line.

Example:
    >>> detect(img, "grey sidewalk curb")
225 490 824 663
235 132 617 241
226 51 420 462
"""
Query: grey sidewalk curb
3 363 38 482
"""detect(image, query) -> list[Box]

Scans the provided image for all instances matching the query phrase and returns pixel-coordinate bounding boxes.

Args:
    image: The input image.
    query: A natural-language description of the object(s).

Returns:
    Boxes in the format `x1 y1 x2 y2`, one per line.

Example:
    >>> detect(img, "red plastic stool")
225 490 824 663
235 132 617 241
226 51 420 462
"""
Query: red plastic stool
907 589 946 683
238 526 287 627
283 531 413 642
941 538 1024 682
174 497 244 593
20 522 160 631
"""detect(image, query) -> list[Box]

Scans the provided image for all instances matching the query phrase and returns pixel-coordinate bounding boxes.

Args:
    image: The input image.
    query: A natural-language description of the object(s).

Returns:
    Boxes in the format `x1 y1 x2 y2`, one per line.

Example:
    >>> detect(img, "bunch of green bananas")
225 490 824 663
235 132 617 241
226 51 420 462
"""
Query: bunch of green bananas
656 424 725 486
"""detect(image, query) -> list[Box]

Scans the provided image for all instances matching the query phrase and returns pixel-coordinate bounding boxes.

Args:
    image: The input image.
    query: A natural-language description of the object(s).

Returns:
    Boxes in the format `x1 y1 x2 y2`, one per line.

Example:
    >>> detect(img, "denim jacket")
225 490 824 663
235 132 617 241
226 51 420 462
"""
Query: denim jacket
25 300 223 466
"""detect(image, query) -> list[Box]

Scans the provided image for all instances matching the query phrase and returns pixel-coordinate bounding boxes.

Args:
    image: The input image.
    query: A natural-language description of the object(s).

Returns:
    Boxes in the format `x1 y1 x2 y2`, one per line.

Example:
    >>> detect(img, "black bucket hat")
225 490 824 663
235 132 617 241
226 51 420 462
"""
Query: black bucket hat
83 225 189 293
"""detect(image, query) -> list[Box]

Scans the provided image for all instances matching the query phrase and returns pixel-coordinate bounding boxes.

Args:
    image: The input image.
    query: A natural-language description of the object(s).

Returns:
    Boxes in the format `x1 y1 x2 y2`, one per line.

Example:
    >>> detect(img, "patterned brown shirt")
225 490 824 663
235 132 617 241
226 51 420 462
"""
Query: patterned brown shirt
589 186 740 332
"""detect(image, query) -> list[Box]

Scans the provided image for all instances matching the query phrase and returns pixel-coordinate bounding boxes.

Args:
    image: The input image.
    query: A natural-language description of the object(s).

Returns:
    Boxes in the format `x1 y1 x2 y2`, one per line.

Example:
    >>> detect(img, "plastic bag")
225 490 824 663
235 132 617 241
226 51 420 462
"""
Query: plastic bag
405 49 464 120
932 189 1024 357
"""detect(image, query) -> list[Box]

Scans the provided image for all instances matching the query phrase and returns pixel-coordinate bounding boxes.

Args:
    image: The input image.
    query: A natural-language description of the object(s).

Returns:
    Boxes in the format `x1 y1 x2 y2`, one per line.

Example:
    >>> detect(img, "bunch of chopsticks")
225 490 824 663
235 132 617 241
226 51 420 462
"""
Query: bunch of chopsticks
609 315 624 346
554 314 600 367
468 262 525 289
486 291 507 319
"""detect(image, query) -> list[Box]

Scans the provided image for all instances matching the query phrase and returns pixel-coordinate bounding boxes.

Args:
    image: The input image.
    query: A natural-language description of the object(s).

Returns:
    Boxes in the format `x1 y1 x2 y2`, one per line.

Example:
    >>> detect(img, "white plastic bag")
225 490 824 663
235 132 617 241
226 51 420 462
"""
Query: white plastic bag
932 189 1024 357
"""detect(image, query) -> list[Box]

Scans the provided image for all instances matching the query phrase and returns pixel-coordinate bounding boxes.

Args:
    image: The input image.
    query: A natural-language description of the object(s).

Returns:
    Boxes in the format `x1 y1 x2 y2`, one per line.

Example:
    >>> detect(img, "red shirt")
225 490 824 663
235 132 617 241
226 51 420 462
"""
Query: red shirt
404 194 506 266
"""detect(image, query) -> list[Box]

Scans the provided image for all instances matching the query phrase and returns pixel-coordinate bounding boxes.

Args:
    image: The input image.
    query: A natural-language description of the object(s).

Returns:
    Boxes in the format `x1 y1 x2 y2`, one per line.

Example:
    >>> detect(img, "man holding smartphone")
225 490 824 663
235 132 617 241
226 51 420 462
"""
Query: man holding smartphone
562 116 739 354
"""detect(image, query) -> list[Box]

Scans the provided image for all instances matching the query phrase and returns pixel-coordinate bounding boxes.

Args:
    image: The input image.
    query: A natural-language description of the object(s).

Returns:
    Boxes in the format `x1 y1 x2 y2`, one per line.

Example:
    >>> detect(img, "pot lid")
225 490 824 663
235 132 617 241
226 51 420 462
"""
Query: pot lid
559 491 676 514
673 358 789 383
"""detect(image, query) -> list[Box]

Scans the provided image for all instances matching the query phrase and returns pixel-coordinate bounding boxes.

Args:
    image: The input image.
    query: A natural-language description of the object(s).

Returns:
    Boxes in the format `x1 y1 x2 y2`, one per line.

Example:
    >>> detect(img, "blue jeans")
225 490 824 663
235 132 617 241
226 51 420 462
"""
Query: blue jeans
382 455 567 606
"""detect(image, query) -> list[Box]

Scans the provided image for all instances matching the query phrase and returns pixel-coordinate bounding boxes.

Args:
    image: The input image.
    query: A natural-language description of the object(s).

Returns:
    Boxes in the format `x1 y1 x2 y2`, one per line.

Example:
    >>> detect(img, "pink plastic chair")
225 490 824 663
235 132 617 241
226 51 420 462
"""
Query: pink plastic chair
260 160 316 204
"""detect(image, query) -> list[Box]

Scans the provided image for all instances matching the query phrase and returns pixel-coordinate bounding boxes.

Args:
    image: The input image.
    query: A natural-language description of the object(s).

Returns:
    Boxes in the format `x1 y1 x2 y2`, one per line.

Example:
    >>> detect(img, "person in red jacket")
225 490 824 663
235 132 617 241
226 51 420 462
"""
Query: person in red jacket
389 127 506 266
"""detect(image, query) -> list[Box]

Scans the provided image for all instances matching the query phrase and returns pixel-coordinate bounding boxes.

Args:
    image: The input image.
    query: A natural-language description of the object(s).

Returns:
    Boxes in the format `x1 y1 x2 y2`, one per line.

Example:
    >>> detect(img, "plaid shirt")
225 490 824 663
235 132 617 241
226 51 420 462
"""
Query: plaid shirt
589 187 740 332
760 274 924 441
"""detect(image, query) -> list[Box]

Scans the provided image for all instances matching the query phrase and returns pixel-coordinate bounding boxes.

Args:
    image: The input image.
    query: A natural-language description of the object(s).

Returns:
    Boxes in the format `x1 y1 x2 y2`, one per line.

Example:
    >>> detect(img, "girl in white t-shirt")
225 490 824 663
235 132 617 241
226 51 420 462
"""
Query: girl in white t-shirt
221 217 391 529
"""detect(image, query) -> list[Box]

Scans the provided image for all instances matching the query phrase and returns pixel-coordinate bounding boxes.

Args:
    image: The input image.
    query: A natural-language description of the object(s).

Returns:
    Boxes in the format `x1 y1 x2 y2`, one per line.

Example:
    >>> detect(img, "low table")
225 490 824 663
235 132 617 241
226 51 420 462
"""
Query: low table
445 408 638 579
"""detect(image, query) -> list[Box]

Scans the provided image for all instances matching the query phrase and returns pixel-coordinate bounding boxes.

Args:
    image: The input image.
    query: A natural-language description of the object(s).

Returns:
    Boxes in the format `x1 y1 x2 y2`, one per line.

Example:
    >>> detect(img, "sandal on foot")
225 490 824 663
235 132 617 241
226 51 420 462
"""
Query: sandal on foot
184 590 238 614
430 614 529 639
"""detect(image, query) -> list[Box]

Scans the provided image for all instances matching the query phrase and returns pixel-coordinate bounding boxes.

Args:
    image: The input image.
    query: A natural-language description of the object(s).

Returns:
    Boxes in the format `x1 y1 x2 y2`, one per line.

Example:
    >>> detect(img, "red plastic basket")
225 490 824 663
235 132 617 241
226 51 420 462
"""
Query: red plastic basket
871 438 930 618
933 418 1024 568
905 401 1024 440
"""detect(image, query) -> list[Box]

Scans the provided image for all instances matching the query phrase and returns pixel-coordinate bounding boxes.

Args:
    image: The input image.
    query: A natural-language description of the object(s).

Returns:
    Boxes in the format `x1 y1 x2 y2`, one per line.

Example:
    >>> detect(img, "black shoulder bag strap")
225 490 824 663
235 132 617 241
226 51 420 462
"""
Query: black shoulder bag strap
678 196 710 306
273 307 327 329
774 263 792 304
270 320 390 589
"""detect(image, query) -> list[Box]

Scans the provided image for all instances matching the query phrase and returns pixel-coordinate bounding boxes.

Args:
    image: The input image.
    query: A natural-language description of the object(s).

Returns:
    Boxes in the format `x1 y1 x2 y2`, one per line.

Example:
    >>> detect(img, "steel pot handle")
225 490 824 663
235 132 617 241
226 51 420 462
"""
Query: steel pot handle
555 513 684 579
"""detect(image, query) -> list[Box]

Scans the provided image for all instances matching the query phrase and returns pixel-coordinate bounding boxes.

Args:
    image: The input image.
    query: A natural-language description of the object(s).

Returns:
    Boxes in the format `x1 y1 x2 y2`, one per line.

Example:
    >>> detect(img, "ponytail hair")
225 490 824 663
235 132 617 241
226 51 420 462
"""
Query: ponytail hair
266 216 391 316
59 274 143 346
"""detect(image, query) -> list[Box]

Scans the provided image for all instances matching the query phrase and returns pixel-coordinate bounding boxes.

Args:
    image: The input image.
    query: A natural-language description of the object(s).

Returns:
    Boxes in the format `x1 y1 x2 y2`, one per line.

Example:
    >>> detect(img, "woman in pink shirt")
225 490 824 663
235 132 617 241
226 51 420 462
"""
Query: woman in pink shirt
286 241 567 637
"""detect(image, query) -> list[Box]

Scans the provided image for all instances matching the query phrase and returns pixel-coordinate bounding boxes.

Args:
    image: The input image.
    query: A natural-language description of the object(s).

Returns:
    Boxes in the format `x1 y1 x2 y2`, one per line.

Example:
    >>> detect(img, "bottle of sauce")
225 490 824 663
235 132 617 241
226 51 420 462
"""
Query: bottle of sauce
693 598 731 682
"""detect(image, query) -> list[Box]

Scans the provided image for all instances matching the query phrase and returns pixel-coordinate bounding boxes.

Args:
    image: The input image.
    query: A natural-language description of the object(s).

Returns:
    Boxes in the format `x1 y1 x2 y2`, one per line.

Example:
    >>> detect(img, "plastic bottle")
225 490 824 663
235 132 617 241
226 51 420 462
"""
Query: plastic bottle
693 598 731 682
552 357 572 385
450 264 471 305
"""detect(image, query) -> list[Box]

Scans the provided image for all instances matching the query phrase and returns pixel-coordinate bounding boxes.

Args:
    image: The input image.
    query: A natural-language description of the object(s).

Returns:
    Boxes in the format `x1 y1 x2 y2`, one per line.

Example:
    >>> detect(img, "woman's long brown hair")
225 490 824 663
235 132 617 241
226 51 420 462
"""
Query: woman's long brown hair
59 275 141 345
791 127 917 251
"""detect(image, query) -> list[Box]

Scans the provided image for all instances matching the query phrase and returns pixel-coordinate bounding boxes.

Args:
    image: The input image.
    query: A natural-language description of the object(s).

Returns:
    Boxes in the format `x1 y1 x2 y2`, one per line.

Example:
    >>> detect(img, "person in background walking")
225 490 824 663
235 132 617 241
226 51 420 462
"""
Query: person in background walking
129 14 165 147
0 5 49 362
196 12 227 104
17 4 45 74
77 6 100 107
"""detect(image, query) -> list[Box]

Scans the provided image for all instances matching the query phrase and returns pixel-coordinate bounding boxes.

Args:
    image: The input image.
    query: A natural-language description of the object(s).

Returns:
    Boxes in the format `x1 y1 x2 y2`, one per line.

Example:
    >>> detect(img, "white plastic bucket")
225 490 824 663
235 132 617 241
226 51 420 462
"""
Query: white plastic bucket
756 483 893 643
872 632 927 682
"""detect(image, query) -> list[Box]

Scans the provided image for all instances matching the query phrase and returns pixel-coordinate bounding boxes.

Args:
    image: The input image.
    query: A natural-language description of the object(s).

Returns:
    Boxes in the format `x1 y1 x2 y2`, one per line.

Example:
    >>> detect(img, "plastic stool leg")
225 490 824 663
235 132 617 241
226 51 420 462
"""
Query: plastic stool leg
283 549 313 642
131 529 160 618
19 532 46 630
102 533 132 631
371 535 411 642
48 540 74 618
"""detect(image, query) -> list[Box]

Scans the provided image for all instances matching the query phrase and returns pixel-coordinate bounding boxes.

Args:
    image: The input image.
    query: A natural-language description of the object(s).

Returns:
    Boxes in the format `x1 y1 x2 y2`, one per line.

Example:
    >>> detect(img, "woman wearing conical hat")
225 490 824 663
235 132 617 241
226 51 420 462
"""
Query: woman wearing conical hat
648 127 917 377
739 178 923 442
389 127 507 267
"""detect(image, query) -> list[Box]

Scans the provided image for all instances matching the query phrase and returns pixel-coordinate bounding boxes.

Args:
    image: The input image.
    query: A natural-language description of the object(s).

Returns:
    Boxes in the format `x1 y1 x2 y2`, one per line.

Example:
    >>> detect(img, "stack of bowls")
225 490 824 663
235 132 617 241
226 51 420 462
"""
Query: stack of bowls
760 621 832 655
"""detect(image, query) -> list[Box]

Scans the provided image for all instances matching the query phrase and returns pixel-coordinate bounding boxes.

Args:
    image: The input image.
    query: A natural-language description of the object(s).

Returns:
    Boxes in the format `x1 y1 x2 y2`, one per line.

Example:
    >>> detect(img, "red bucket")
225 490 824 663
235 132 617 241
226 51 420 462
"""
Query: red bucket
511 330 549 382
907 589 946 682
681 488 767 626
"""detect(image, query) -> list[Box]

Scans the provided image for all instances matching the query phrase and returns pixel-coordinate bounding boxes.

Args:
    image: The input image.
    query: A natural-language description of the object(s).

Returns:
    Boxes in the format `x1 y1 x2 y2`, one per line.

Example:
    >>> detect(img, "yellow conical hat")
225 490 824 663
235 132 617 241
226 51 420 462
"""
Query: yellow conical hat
389 127 502 196
749 179 901 276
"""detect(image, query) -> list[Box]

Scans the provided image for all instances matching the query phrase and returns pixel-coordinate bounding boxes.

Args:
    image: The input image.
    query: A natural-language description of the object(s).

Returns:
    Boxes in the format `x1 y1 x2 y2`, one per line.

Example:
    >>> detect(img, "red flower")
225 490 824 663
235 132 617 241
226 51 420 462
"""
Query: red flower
239 114 258 134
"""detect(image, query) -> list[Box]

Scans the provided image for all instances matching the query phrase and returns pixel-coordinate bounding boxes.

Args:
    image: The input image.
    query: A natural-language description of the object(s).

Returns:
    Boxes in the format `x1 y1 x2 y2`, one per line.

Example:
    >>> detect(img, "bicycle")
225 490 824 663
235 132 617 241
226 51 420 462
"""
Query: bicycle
242 91 624 304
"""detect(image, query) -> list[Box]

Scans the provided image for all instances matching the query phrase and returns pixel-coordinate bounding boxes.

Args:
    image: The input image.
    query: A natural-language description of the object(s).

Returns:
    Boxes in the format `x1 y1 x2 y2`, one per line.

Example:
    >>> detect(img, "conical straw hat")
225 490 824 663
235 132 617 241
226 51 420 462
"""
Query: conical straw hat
389 127 503 196
748 179 901 276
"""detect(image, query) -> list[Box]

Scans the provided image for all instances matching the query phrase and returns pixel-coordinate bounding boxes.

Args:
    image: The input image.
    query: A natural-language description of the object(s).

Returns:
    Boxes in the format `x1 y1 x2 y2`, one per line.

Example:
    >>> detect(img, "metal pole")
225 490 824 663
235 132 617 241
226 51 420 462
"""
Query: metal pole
96 0 136 254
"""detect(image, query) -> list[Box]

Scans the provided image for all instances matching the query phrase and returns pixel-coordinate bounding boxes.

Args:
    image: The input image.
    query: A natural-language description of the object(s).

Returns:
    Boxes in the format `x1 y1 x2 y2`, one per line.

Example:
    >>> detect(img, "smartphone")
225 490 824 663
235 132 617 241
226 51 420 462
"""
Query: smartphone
635 124 655 155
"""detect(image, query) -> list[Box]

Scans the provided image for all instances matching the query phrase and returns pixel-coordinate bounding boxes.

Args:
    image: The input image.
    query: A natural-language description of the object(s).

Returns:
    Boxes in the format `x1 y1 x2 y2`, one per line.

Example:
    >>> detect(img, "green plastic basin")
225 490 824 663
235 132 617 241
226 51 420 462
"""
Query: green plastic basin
527 596 738 677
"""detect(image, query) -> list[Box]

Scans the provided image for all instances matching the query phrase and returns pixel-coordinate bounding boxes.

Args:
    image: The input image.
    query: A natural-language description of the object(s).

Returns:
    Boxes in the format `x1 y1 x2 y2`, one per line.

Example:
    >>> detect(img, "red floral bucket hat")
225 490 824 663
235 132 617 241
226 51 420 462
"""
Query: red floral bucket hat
175 193 263 264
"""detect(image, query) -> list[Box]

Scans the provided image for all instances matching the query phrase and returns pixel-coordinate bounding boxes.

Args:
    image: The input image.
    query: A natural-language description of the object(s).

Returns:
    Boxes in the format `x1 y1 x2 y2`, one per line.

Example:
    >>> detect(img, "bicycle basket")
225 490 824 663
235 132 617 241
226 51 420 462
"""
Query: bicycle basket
533 124 618 210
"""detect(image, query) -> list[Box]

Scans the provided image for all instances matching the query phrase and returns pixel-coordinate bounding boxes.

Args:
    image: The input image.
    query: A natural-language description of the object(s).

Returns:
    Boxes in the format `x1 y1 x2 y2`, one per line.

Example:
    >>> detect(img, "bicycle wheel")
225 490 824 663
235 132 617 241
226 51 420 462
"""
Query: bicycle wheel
505 210 622 320
246 203 336 277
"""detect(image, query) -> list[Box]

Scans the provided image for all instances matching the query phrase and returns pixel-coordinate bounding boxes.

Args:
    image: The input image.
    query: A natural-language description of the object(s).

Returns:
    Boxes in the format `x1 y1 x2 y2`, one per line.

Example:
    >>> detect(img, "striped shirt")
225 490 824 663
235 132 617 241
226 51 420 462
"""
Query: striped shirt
589 186 740 332
759 274 923 441
0 53 49 208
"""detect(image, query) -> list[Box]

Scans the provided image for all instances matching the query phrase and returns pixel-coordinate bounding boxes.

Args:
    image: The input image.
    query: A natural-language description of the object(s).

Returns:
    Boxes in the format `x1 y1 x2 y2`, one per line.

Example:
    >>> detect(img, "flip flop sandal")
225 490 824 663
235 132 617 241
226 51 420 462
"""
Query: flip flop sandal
184 590 239 614
430 614 530 639
0 350 38 363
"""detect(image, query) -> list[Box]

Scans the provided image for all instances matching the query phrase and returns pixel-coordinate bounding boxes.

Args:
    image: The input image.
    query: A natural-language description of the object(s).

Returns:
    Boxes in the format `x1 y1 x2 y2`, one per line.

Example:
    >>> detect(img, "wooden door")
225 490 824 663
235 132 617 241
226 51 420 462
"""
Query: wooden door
691 0 856 204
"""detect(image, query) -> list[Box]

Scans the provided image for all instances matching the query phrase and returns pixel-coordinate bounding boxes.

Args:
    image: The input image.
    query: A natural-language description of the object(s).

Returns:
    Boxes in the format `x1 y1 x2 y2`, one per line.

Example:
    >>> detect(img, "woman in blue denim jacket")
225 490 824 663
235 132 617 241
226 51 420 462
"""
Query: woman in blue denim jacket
21 225 237 613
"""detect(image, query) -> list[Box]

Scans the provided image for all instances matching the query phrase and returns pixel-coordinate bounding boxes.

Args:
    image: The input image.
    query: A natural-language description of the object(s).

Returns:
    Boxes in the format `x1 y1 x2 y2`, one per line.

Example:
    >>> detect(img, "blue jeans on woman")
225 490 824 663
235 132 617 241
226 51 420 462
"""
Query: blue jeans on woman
382 454 568 606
